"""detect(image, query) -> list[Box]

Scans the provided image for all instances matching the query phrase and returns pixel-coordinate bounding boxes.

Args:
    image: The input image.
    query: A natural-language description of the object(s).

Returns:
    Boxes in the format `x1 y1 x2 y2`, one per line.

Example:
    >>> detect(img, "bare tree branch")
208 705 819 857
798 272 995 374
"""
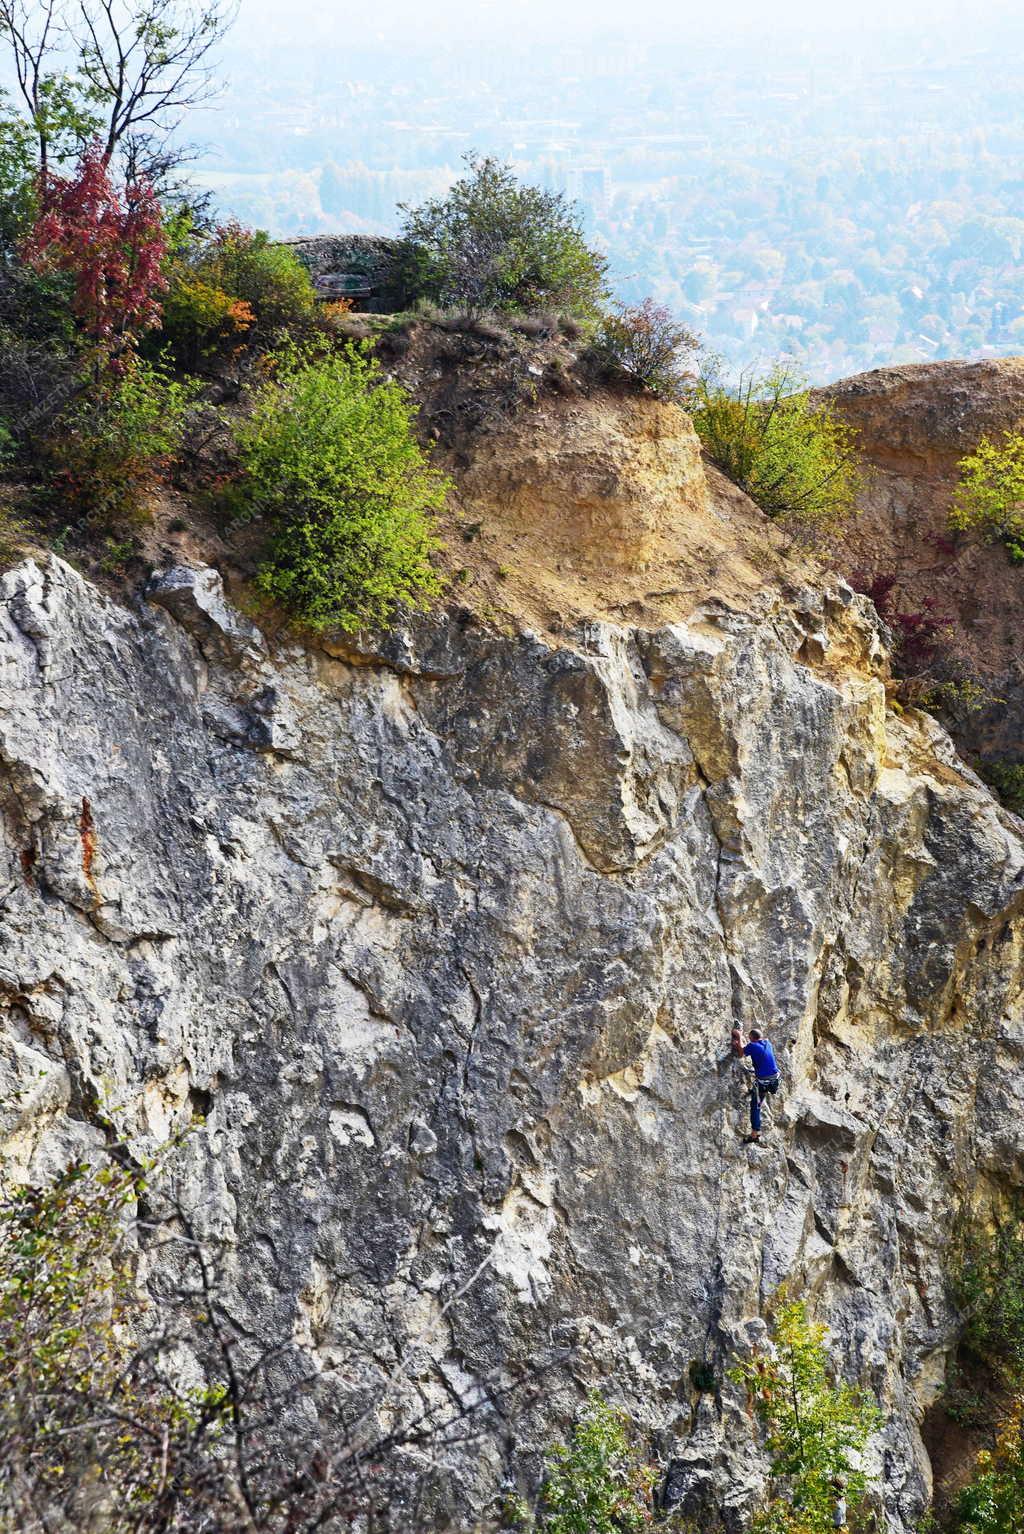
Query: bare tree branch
0 1155 556 1534
0 0 236 190
74 0 237 171
0 0 67 178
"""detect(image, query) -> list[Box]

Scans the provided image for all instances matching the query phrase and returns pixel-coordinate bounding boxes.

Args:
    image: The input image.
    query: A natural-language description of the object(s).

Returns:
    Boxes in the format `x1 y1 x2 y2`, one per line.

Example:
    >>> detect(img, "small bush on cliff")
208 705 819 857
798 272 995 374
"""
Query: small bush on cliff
951 431 1024 562
159 267 255 368
594 299 700 401
535 1394 657 1534
42 356 200 526
235 344 446 631
399 153 608 322
978 761 1024 818
203 227 315 330
852 572 952 677
953 1215 1024 1389
847 570 997 721
691 366 861 530
951 1398 1024 1534
731 1301 880 1534
159 223 314 362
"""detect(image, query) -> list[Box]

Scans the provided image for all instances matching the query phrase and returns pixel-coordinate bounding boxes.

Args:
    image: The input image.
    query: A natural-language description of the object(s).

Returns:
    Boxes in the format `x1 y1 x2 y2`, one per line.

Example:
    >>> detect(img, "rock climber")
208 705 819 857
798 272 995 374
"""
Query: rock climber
730 1024 781 1143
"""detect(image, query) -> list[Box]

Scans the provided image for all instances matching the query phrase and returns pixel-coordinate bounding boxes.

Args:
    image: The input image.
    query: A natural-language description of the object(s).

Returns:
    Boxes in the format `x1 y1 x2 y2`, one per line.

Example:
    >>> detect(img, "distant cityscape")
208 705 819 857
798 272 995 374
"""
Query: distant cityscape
192 23 1024 382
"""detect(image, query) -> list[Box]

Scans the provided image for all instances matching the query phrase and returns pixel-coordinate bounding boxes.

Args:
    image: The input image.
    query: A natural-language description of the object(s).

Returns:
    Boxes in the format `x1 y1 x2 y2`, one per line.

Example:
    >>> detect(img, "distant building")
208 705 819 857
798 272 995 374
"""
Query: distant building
541 161 611 214
572 165 610 214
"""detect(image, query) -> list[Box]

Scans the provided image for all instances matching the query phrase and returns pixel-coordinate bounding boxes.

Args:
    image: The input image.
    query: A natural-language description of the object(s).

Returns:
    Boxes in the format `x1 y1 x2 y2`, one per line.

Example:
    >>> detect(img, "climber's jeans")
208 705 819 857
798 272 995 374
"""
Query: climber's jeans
750 1074 780 1132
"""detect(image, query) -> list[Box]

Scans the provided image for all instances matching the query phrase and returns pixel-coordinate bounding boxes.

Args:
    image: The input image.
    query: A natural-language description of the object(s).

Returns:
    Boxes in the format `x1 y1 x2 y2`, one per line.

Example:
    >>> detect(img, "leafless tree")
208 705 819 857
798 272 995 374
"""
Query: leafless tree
0 1155 556 1534
0 0 67 181
0 0 236 186
77 0 236 171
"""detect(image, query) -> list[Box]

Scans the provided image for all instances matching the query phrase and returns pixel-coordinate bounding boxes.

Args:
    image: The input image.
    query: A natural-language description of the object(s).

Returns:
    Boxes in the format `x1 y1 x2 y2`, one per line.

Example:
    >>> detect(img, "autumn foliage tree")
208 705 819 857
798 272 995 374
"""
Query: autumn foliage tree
22 142 167 348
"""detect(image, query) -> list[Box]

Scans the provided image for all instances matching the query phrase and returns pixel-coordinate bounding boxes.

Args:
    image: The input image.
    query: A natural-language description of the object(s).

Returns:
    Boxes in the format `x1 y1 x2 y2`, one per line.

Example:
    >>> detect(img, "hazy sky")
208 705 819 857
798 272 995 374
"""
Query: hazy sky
231 0 1023 47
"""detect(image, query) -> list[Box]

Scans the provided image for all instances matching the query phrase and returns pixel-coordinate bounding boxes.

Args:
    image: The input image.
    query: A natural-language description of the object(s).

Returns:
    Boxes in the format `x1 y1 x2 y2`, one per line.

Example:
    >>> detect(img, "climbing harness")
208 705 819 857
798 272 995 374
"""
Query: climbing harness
751 1070 781 1102
731 1028 783 1140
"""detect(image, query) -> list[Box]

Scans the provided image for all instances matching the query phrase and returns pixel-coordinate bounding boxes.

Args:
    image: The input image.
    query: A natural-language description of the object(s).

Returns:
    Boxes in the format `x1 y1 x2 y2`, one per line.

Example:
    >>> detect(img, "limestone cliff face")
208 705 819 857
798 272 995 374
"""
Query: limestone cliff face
1 523 1023 1525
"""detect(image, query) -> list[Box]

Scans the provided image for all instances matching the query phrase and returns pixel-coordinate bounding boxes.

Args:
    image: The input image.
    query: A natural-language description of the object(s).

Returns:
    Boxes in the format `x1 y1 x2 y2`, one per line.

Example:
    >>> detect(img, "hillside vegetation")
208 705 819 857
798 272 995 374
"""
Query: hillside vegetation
0 56 862 637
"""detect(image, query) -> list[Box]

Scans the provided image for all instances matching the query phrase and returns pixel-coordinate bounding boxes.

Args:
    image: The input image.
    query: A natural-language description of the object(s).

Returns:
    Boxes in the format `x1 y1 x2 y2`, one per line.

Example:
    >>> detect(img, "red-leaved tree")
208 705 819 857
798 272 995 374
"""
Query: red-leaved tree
23 143 167 347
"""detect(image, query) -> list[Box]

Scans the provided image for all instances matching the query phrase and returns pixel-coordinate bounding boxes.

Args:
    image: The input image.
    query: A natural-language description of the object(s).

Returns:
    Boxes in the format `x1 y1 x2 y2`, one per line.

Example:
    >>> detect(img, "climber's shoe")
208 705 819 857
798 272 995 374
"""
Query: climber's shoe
741 1133 762 1144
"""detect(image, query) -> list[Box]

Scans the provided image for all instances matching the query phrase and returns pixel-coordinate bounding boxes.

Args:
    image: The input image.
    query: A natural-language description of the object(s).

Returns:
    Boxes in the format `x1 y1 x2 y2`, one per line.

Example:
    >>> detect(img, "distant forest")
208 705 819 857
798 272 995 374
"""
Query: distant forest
192 23 1024 382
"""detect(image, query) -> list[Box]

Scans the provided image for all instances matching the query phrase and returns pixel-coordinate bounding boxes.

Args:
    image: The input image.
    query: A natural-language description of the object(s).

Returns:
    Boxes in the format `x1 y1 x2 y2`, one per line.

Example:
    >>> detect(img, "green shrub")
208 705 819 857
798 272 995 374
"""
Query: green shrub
386 238 450 313
159 267 255 367
44 357 200 525
951 1399 1024 1534
159 225 315 357
731 1301 881 1534
235 344 446 632
953 1216 1024 1388
978 761 1024 817
204 226 315 330
536 1394 657 1534
2 1158 155 1418
399 153 608 323
691 366 861 529
952 431 1024 560
595 299 699 400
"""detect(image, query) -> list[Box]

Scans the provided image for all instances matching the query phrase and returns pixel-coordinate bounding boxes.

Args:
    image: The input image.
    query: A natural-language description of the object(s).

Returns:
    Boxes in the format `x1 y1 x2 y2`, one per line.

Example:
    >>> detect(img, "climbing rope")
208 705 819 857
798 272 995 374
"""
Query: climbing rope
697 1070 731 1391
697 1033 760 1384
694 1008 781 1397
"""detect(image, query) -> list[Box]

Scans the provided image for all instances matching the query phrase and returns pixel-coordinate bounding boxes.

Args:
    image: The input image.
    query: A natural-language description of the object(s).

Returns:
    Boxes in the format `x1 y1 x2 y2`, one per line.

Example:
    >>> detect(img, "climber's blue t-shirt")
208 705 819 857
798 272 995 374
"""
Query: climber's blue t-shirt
743 1039 778 1079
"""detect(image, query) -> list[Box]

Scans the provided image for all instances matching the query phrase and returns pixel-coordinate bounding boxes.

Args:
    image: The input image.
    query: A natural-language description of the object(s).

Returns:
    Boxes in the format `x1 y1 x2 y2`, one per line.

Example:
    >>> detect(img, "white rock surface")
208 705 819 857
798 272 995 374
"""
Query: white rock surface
1 555 1022 1529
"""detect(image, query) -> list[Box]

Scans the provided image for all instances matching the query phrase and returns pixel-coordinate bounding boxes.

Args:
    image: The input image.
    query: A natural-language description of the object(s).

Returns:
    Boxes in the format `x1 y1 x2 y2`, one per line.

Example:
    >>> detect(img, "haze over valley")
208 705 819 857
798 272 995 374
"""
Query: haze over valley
193 3 1024 379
